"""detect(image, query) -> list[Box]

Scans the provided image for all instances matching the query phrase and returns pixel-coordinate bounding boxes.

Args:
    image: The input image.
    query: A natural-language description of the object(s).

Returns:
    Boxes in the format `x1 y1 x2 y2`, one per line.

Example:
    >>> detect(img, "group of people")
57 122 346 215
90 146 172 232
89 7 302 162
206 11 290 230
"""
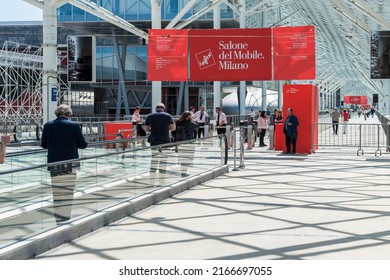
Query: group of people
330 106 376 135
357 107 376 120
253 108 299 154
330 107 350 135
35 102 301 224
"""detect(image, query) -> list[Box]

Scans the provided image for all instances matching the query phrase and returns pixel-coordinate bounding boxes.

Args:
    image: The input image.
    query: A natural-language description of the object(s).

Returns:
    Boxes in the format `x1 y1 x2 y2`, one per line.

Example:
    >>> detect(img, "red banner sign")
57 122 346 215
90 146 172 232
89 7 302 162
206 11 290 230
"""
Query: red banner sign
189 28 272 81
147 26 315 81
273 26 316 80
147 29 189 81
344 96 368 104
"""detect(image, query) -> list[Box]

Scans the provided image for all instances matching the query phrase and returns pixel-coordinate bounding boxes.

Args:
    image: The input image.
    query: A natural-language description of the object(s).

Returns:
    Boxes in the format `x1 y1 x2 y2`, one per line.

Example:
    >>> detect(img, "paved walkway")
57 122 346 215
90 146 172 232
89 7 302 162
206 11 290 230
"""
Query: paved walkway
35 134 390 259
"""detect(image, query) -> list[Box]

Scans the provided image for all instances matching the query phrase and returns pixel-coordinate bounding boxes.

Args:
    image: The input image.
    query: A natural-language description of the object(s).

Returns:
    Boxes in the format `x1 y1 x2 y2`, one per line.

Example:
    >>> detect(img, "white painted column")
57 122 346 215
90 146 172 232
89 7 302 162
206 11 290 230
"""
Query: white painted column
151 1 162 112
278 81 283 109
239 0 246 115
213 5 221 111
385 80 390 115
261 9 267 112
42 0 58 124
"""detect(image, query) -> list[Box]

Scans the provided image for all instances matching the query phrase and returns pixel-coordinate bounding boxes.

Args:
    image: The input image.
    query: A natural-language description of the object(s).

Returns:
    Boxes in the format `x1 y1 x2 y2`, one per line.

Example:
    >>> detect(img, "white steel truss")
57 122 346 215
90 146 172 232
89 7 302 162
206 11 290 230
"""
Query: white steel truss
0 41 70 129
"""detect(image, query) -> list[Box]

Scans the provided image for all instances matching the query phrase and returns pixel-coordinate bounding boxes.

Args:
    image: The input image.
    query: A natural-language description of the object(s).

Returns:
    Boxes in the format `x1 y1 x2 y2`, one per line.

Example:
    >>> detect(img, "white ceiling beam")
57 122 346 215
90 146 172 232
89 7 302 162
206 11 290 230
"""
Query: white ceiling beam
224 0 240 14
165 0 199 29
69 0 148 39
246 0 291 16
332 0 370 33
50 0 70 8
270 9 300 27
22 0 44 9
173 0 226 30
346 0 390 30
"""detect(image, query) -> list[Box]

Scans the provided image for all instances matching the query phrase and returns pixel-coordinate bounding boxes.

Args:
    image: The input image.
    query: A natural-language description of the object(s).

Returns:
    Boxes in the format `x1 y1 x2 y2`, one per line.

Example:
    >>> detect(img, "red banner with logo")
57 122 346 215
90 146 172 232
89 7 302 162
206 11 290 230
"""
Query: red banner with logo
273 26 316 80
147 29 189 81
189 28 272 81
344 96 368 104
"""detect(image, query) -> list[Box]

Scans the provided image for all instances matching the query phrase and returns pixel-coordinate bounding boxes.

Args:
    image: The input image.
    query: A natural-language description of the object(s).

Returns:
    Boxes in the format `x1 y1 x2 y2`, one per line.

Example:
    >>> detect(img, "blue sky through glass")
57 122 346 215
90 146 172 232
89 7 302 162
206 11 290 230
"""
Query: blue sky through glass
0 0 42 22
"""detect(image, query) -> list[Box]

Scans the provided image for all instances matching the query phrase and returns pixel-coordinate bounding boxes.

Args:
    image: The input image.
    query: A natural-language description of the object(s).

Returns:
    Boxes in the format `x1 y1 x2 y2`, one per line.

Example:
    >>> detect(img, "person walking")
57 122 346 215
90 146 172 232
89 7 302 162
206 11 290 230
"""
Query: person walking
215 107 227 135
257 111 268 147
131 106 146 144
194 106 208 138
342 108 349 134
283 108 299 154
144 103 176 184
173 111 200 177
41 104 88 224
330 107 340 135
0 134 12 164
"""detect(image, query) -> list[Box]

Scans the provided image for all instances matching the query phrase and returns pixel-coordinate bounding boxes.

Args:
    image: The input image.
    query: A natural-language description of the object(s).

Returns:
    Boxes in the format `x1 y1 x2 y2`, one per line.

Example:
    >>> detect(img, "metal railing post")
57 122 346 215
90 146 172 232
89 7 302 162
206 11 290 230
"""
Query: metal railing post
232 129 237 171
225 124 231 148
204 124 209 138
375 124 382 156
357 124 363 156
269 124 274 150
247 124 253 150
239 123 245 168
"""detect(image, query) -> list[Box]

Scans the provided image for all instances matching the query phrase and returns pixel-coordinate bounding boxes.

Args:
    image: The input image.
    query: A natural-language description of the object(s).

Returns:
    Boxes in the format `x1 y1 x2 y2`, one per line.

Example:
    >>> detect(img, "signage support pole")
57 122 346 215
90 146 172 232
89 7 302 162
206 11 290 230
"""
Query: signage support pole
385 80 390 115
213 4 222 112
42 0 58 124
151 1 162 112
239 0 246 116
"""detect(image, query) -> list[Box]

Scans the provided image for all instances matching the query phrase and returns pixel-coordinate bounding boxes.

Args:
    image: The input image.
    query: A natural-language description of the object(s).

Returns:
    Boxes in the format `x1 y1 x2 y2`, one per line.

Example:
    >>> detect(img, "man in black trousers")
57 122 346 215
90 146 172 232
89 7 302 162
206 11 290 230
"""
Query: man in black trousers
283 108 299 154
41 104 88 224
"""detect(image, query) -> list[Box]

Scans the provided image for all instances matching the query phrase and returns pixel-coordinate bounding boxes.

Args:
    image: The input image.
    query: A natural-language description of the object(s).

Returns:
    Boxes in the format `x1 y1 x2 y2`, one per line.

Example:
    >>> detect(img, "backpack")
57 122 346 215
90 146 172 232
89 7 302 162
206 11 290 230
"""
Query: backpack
175 125 187 142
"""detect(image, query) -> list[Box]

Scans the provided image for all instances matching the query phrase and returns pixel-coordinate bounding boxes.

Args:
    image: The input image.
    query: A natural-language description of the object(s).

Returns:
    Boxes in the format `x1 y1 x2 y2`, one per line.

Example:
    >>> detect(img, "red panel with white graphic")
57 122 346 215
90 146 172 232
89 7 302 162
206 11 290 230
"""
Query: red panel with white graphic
273 26 316 80
189 28 272 81
148 29 189 81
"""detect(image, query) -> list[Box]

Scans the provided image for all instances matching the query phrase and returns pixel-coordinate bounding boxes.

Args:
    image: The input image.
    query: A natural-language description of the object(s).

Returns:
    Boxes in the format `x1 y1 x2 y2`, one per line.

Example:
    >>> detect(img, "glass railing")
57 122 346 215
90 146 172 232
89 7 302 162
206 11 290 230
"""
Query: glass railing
0 135 227 257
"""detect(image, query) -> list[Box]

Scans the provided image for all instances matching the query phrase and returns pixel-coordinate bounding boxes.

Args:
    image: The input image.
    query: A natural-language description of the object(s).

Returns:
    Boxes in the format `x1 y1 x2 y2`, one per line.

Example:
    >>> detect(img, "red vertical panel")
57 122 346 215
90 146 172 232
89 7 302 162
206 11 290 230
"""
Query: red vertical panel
148 29 189 81
273 26 316 80
283 84 318 154
189 28 272 81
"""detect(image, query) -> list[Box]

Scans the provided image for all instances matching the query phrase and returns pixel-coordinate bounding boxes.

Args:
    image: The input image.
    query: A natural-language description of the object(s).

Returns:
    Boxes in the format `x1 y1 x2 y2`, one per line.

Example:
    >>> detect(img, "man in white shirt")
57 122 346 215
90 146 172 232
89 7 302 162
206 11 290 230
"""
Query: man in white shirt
249 108 256 118
215 107 227 135
194 106 209 138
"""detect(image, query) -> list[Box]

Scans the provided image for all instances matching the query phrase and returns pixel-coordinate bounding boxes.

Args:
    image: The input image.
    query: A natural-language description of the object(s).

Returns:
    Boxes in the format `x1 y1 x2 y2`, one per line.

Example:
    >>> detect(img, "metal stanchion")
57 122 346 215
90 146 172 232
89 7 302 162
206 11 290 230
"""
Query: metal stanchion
132 121 137 148
204 124 209 138
239 122 245 168
268 125 274 150
226 124 231 148
233 129 238 170
357 124 363 156
375 124 382 156
247 124 253 150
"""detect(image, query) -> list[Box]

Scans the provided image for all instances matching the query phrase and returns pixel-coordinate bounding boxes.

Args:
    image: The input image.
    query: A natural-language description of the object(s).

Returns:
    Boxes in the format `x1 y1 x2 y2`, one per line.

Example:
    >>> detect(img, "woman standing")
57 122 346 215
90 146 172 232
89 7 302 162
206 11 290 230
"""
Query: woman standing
257 111 268 147
173 111 200 177
131 106 146 141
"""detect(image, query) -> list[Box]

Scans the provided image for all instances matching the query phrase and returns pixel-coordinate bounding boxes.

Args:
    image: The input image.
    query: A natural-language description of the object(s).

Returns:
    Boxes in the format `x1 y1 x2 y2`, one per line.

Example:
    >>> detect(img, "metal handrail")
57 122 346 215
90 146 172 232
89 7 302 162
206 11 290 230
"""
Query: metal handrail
0 134 228 176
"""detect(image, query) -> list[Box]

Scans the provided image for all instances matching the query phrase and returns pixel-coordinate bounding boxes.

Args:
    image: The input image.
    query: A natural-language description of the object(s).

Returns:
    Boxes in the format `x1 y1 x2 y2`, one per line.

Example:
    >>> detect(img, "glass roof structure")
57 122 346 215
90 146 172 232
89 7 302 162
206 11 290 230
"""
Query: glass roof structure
23 0 390 102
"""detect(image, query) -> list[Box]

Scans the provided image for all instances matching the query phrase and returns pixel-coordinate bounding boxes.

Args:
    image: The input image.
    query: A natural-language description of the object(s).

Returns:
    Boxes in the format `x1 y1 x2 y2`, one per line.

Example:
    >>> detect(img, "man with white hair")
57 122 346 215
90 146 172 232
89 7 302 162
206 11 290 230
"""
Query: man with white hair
41 104 88 224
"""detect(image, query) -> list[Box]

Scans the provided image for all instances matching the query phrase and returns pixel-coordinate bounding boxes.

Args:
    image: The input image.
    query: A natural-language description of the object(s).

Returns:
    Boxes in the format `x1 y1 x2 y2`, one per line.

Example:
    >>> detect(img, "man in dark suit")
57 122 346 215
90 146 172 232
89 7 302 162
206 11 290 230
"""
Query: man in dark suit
41 104 88 224
283 108 299 154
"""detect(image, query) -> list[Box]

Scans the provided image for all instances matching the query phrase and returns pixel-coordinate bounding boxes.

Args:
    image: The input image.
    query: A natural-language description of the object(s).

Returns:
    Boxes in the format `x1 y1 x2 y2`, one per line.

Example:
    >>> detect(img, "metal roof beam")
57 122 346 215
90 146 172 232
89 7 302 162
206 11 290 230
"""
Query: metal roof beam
22 0 44 9
246 0 291 16
332 0 370 33
346 0 390 30
173 0 227 30
50 0 69 7
165 0 199 29
68 0 148 39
